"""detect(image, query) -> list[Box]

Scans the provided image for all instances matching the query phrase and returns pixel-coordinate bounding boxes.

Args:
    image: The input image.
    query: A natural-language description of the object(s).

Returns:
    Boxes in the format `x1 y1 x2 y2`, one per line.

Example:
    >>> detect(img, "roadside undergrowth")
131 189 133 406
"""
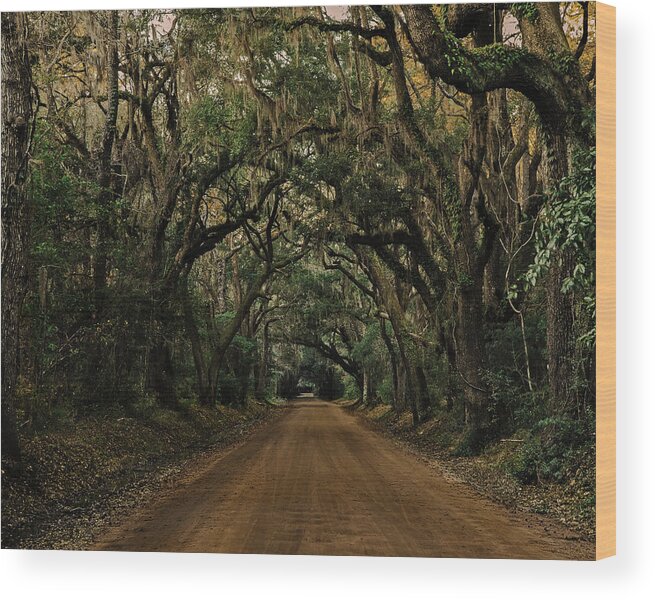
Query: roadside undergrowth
1 401 273 549
354 403 595 540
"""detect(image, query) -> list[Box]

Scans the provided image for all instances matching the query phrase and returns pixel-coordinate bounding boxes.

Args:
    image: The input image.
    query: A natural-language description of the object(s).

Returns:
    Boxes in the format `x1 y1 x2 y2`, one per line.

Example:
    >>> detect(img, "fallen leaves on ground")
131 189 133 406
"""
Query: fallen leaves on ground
1 402 272 549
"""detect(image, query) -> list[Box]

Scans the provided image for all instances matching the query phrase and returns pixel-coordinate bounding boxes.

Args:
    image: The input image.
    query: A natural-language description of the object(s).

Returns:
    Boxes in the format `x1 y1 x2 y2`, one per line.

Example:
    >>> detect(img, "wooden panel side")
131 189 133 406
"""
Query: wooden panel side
596 1 616 561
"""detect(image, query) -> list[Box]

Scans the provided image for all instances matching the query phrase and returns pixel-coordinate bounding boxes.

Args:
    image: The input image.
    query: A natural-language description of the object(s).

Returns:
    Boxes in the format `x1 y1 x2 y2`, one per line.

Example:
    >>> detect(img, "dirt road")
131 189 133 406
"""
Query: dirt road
94 398 593 559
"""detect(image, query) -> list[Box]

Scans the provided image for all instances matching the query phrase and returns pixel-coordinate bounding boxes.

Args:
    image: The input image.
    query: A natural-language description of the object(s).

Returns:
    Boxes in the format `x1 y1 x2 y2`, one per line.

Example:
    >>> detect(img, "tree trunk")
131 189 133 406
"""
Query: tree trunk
483 239 506 321
255 321 271 401
516 5 591 415
145 220 179 408
181 275 212 405
546 250 577 414
353 374 365 407
207 268 269 404
362 370 370 405
146 289 178 409
91 10 119 318
438 323 458 412
415 365 431 420
2 12 34 467
359 251 421 425
543 131 577 415
450 91 492 448
455 269 490 450
397 363 408 412
379 317 400 411
147 336 178 409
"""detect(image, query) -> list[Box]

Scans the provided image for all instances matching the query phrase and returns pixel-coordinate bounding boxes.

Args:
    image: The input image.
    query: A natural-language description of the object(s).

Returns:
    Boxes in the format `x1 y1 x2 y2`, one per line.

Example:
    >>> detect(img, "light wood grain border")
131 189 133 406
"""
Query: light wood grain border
596 1 616 560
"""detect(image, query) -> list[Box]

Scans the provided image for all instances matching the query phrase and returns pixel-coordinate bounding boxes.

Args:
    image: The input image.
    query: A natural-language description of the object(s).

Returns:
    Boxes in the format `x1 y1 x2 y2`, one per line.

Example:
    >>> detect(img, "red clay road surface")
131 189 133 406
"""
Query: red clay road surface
94 397 593 559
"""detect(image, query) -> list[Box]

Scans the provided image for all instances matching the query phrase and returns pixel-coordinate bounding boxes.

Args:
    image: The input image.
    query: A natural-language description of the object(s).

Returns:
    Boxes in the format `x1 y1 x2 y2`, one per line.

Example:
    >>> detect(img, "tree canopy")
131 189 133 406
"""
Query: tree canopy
2 3 596 471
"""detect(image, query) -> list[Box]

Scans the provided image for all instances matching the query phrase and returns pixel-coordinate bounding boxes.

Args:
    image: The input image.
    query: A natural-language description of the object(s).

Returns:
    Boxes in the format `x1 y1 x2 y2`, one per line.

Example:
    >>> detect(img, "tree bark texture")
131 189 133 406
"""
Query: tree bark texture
2 12 34 465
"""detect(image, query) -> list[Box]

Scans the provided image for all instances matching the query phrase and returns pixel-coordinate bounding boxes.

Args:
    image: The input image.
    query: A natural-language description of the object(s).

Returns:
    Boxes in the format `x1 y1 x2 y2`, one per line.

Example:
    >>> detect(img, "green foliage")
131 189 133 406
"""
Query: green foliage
524 148 596 294
315 365 344 400
443 29 473 79
342 171 409 221
473 44 529 77
277 369 299 399
521 146 596 351
291 149 355 193
444 26 529 84
505 412 595 484
483 316 548 431
376 375 395 405
12 7 597 520
456 270 475 290
350 323 380 367
217 372 242 405
454 415 496 456
343 378 360 402
30 123 99 266
185 95 229 142
510 3 539 23
547 49 579 79
231 334 257 357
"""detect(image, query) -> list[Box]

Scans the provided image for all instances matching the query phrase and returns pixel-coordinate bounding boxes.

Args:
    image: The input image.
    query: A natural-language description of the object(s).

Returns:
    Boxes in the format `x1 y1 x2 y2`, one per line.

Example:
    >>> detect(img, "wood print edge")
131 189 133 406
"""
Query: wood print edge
595 1 616 561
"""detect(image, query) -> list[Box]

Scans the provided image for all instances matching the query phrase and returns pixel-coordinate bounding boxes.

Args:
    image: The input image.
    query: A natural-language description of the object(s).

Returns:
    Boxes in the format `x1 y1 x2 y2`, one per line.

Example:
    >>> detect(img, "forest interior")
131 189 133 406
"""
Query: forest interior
1 3 599 557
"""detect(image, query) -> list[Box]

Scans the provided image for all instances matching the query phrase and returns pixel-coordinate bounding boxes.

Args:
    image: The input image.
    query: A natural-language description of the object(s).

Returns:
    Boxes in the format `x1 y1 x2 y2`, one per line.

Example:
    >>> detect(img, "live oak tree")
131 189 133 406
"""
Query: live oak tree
282 3 596 445
2 5 597 472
